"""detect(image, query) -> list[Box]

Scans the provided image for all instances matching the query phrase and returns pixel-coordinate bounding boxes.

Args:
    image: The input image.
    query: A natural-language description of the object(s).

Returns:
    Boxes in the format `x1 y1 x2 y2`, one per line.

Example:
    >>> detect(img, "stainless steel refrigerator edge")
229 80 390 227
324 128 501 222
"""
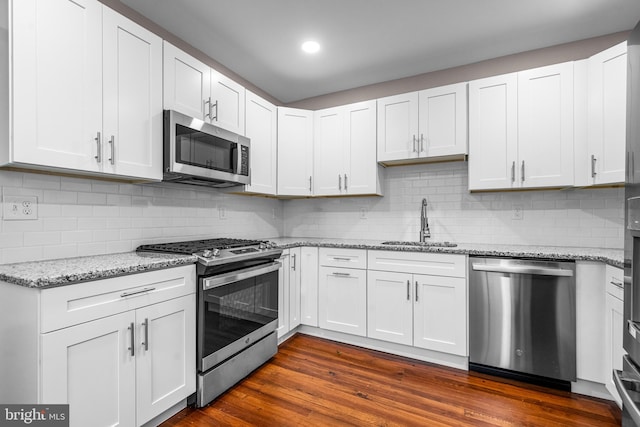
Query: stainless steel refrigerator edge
615 19 640 427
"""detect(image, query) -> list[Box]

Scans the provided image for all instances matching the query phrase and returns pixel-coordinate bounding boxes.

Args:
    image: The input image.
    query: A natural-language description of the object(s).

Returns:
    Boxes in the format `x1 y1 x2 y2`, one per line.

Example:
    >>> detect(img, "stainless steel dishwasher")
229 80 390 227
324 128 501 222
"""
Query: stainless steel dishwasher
469 257 576 388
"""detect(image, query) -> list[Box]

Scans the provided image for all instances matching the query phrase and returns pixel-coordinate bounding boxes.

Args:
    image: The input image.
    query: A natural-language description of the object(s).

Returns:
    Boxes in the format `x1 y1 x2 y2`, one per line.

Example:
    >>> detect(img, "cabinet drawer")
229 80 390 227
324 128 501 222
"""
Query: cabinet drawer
606 264 624 301
41 265 196 333
368 250 466 278
319 248 367 269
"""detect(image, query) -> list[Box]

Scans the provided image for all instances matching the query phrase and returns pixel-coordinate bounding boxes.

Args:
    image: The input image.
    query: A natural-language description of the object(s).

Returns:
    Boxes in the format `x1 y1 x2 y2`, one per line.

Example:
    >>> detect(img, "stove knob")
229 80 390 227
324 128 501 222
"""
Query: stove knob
202 249 220 258
259 242 267 250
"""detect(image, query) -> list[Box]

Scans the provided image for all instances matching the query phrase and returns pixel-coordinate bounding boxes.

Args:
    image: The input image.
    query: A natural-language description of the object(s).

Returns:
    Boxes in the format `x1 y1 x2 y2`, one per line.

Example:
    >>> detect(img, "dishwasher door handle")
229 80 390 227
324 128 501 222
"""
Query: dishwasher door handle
471 263 574 277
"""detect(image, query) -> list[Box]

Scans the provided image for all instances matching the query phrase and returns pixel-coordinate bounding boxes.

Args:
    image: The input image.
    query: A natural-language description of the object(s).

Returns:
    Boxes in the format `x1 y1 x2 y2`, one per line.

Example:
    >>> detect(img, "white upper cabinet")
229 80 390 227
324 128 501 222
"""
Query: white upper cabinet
11 0 103 173
163 41 245 135
417 83 468 158
314 100 381 196
469 62 575 190
242 90 277 195
277 107 314 196
211 70 246 135
314 106 344 195
517 62 574 188
585 42 627 186
468 73 519 190
377 91 419 162
102 7 162 180
162 41 211 121
377 83 467 165
7 0 162 180
345 101 382 195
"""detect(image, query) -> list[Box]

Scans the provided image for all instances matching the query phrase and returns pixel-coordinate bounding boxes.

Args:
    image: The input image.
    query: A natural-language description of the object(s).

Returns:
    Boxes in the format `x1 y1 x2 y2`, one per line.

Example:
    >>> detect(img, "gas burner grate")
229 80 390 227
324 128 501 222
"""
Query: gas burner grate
137 238 265 255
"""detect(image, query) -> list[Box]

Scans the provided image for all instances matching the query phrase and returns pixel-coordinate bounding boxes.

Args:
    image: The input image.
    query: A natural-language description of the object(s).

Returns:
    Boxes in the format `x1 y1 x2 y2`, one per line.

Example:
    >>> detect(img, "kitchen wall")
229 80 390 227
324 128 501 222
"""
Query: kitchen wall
283 162 624 249
0 170 283 264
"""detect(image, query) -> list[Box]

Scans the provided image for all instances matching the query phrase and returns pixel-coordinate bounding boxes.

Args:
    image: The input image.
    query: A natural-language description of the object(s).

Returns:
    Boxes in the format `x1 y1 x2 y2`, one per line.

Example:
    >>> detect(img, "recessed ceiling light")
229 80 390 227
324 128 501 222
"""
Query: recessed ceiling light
301 40 321 54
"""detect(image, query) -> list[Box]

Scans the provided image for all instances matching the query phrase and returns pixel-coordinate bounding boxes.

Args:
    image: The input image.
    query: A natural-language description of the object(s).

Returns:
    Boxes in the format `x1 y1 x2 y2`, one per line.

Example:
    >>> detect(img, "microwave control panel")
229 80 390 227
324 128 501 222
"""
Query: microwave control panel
240 146 249 176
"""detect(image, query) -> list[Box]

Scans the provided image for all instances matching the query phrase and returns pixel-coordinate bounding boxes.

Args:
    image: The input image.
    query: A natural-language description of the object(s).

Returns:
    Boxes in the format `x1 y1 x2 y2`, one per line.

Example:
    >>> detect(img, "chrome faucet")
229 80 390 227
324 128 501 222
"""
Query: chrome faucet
420 198 431 242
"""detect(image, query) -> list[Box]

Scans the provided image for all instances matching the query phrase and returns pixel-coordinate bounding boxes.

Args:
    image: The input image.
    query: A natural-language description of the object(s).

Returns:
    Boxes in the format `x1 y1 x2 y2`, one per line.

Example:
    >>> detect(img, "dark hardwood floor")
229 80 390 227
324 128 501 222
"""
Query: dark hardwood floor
162 334 621 426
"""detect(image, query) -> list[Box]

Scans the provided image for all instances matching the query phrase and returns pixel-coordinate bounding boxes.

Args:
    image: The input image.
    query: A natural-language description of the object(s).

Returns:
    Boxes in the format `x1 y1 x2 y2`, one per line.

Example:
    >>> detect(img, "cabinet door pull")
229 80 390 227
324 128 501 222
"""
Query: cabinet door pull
591 155 597 178
204 97 212 120
128 322 135 357
407 280 410 301
412 135 418 153
94 131 102 163
142 318 149 351
521 161 525 182
120 287 156 298
344 174 348 190
309 176 313 192
212 100 218 121
108 135 115 165
420 134 425 153
291 253 297 271
511 161 515 182
415 281 419 302
338 174 342 190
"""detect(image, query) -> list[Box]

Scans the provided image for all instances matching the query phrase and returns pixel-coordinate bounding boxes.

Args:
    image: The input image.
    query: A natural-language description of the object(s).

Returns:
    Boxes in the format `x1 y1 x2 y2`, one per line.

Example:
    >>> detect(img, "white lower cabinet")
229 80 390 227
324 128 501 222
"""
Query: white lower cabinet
1 265 196 427
276 250 291 338
367 270 413 345
277 248 303 339
318 266 367 336
318 248 367 336
367 269 466 355
367 250 467 357
604 265 625 406
41 311 137 426
300 247 319 326
42 294 195 426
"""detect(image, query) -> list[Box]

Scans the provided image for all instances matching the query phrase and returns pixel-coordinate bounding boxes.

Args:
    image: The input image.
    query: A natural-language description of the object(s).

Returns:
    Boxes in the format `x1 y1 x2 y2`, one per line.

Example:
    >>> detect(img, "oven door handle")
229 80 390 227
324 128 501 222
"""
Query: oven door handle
203 261 281 290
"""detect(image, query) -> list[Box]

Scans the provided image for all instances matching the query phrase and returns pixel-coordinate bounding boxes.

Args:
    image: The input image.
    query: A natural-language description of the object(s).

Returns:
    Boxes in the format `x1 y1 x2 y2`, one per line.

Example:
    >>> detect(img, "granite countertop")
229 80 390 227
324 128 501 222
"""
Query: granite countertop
0 238 624 289
268 238 625 268
0 252 197 289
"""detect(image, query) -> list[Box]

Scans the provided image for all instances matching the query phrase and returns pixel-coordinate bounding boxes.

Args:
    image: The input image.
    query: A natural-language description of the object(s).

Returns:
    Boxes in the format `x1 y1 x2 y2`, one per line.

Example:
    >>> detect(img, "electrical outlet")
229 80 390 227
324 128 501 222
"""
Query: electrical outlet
360 207 368 219
3 196 38 220
512 204 524 220
218 205 227 220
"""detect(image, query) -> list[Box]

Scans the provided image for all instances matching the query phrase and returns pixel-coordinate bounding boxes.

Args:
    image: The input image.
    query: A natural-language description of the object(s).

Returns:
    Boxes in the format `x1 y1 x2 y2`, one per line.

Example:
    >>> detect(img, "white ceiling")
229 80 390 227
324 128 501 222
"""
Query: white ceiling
121 0 640 104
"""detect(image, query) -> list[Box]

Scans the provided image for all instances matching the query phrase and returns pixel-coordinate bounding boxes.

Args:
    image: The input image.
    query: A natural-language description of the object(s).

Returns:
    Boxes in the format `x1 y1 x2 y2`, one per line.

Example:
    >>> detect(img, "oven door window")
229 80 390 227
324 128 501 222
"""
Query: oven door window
176 123 238 173
202 270 278 358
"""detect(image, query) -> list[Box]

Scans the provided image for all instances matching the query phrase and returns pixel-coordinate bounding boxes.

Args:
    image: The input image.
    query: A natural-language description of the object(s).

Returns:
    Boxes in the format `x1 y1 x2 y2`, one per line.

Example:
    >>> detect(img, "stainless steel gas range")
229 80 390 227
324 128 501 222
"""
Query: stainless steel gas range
137 238 282 407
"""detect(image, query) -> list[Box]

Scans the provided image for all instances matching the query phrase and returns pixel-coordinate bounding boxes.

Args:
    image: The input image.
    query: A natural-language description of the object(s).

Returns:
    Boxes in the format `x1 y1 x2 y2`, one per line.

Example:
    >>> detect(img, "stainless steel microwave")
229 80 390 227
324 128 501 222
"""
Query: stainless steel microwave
163 110 250 188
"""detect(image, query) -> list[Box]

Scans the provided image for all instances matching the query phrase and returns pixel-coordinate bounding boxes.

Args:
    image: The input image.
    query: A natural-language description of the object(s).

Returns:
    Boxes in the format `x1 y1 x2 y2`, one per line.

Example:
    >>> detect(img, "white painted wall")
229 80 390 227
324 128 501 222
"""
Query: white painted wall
283 162 624 249
0 162 624 265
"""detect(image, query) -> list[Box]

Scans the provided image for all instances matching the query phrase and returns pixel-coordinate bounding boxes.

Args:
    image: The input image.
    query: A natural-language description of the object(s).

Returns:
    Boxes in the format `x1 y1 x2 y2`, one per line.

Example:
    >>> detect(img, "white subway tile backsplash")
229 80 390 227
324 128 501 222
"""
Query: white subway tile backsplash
0 164 625 265
284 162 624 249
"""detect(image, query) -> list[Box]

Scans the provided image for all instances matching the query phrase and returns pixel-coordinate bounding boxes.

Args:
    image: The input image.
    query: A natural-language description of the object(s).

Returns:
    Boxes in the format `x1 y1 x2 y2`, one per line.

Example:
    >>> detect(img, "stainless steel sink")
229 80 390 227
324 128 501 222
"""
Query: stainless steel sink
380 241 457 248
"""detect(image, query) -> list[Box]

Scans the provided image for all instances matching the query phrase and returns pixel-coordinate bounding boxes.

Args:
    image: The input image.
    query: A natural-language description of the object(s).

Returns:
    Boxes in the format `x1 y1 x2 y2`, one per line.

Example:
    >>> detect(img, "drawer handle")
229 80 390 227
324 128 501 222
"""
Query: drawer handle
332 257 352 261
611 280 624 289
120 287 156 298
332 272 351 277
